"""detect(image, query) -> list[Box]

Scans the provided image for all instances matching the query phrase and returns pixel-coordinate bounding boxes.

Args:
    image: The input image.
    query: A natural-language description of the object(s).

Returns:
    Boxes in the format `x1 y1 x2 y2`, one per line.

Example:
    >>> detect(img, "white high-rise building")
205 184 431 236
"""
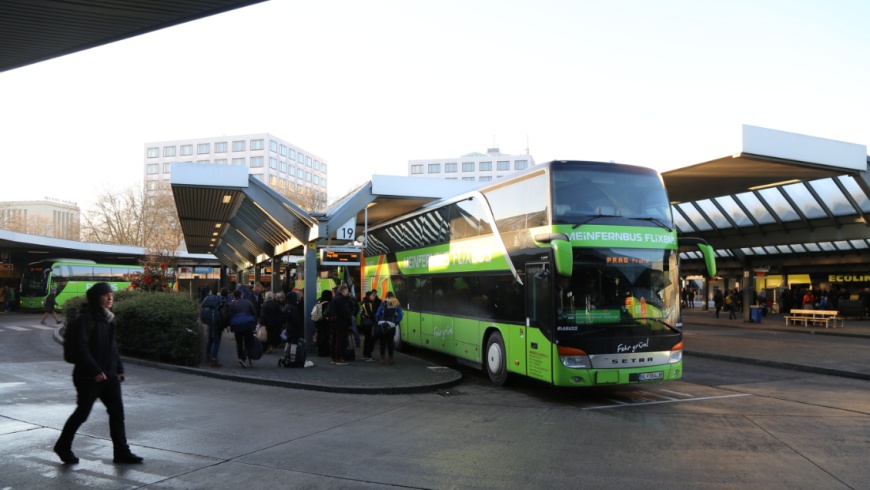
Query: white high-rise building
144 133 328 205
407 148 535 182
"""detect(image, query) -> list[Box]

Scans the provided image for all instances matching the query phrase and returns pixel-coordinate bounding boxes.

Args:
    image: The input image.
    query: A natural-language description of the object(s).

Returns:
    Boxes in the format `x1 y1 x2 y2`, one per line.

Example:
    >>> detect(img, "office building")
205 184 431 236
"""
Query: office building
144 133 329 209
407 148 535 182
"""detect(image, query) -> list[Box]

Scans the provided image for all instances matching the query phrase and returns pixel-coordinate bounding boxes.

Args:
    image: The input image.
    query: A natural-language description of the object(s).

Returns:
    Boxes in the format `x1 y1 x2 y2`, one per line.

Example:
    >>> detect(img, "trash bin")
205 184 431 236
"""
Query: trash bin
750 306 763 323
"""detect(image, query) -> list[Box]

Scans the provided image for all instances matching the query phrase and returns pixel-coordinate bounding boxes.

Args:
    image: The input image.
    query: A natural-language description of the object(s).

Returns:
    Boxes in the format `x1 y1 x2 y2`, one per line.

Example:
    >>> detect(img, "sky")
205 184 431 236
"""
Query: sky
2 0 869 210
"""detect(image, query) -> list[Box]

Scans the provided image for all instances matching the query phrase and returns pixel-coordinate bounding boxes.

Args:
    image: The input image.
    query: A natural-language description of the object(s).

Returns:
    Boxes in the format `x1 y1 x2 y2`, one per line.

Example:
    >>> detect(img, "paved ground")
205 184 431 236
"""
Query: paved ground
20 305 870 391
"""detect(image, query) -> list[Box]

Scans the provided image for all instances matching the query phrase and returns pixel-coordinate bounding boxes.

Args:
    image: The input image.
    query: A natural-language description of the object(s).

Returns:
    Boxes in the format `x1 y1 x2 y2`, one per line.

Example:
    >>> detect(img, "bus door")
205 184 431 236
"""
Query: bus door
525 263 554 383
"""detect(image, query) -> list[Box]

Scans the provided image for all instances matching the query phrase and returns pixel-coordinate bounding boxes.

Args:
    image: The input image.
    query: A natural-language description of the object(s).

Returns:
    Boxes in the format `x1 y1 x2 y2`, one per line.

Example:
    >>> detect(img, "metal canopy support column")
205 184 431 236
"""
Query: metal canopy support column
742 269 751 323
304 242 318 353
271 256 279 293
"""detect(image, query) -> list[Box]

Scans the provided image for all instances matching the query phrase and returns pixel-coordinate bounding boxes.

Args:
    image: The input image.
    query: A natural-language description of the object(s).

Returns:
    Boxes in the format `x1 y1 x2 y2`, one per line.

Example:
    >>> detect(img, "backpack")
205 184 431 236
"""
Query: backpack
62 317 81 364
311 302 324 321
220 299 231 327
200 295 221 326
382 304 398 323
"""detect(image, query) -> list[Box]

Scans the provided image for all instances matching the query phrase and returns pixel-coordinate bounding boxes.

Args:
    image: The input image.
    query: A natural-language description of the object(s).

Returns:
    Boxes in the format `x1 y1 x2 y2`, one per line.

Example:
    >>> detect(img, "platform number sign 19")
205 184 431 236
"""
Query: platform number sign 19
337 218 355 241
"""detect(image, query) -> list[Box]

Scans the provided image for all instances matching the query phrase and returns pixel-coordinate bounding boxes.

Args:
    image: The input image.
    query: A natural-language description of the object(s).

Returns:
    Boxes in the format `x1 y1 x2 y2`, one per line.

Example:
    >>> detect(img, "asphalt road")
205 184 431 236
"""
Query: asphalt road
1 317 868 489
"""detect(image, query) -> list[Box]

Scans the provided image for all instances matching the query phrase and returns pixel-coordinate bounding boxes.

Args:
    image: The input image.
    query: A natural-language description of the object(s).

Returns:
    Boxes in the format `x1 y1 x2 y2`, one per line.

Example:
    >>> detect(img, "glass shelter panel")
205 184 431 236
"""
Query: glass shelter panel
734 192 776 224
816 178 863 215
782 183 826 219
712 195 752 227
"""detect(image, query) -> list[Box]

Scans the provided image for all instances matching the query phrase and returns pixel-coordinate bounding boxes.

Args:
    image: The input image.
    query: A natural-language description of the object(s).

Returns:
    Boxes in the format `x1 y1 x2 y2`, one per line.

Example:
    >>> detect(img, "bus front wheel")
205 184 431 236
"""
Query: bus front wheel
485 331 508 386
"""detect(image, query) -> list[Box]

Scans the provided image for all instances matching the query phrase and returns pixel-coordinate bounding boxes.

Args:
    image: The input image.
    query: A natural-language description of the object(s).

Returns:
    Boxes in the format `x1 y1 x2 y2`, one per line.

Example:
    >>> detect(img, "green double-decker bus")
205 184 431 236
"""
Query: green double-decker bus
19 260 145 311
364 160 716 387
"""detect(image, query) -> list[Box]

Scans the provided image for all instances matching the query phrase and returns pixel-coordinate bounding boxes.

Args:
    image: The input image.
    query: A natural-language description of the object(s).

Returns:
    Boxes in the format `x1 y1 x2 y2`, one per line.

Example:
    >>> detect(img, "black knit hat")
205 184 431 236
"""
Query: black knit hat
86 282 113 304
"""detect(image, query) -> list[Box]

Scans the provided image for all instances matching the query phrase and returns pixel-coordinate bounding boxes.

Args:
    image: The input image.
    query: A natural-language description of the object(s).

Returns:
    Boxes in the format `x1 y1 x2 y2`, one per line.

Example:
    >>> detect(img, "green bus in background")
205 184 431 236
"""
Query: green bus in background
363 160 717 388
19 259 144 311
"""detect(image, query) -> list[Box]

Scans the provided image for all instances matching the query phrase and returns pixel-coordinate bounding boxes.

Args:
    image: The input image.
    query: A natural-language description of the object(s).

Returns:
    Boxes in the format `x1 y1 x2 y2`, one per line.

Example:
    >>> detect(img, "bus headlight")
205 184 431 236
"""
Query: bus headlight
558 346 590 369
669 341 683 363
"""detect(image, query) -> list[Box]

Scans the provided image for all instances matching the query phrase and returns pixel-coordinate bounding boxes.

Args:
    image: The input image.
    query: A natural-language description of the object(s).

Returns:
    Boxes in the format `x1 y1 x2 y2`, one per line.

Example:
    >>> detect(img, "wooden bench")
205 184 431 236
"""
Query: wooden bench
784 309 844 328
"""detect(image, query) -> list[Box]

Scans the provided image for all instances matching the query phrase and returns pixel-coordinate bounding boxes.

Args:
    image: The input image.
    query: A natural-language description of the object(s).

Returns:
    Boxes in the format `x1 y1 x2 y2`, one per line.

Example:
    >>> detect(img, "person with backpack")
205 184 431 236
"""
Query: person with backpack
313 289 333 357
359 290 381 361
327 285 354 365
200 292 225 367
374 291 403 365
228 288 259 368
278 290 306 367
54 282 144 465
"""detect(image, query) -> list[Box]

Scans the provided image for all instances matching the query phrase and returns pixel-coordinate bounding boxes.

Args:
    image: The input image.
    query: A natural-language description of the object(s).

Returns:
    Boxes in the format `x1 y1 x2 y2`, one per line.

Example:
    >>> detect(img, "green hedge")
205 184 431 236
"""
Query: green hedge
63 291 201 366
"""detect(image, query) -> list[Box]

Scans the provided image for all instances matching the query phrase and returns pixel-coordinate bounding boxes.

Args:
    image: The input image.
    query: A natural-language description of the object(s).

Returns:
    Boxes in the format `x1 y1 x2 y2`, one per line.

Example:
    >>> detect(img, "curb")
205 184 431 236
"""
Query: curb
53 327 462 395
684 350 870 381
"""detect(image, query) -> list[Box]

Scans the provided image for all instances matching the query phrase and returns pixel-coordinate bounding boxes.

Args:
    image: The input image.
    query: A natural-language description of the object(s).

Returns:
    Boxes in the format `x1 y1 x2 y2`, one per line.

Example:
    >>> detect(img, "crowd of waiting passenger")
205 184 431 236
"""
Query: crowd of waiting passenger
197 282 401 369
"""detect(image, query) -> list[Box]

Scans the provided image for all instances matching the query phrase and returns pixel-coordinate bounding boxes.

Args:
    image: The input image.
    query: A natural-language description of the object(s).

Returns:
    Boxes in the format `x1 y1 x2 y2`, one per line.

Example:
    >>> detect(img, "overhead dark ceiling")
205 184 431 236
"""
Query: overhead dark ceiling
0 0 267 73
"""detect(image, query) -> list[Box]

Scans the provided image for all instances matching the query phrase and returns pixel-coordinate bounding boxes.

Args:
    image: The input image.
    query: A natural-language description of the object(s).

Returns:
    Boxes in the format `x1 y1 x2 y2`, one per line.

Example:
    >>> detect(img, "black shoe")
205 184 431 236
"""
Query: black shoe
113 453 144 464
53 445 79 465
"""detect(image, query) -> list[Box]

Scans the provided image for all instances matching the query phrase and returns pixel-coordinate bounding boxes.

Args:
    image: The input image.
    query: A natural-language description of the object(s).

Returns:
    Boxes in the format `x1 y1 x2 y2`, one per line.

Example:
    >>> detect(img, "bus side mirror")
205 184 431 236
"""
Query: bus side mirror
534 233 573 277
680 237 717 278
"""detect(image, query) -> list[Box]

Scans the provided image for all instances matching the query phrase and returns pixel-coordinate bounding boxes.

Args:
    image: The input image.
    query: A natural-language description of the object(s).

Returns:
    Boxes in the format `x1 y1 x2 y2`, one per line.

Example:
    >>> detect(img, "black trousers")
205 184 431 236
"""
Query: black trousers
56 376 130 455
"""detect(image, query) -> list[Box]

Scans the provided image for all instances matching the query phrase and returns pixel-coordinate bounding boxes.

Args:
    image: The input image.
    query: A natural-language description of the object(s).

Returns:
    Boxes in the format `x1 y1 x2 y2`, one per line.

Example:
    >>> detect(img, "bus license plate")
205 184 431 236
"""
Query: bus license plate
638 372 663 381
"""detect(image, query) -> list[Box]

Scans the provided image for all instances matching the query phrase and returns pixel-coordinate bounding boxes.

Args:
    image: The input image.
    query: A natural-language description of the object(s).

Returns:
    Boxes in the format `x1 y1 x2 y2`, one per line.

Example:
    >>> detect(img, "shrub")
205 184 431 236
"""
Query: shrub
62 290 201 366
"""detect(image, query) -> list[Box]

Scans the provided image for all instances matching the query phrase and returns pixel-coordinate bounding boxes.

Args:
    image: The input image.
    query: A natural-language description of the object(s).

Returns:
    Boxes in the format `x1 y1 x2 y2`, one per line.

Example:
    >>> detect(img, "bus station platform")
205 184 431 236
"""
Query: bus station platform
33 309 870 392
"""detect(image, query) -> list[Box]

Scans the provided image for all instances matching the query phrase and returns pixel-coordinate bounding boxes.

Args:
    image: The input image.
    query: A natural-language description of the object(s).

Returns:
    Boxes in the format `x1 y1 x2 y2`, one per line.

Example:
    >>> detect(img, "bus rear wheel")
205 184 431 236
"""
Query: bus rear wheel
485 331 508 386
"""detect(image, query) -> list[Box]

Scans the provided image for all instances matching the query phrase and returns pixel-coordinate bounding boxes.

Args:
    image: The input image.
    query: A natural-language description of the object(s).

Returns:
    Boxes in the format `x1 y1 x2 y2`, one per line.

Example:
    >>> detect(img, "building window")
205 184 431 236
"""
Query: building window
163 146 176 157
462 177 476 181
314 160 320 171
251 139 264 150
232 140 246 152
197 159 209 163
321 163 327 173
232 157 246 166
146 164 159 174
162 162 172 173
515 160 528 170
306 172 312 182
252 174 263 182
411 164 424 174
269 140 278 152
179 144 193 156
479 176 492 182
497 161 510 171
146 180 157 190
445 163 457 173
289 149 296 159
214 158 227 165
280 145 287 156
269 175 277 186
480 161 492 171
196 143 209 154
462 162 475 172
289 166 296 177
428 163 441 173
306 157 312 166
321 178 327 187
280 161 287 173
297 153 304 163
251 156 264 167
147 147 159 158
215 142 228 153
313 176 320 185
269 157 278 169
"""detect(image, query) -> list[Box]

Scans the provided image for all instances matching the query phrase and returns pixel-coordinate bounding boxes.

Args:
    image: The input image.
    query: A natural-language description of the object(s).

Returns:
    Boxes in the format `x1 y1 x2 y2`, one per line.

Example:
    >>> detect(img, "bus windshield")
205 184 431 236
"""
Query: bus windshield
20 266 50 296
553 248 679 336
552 164 672 226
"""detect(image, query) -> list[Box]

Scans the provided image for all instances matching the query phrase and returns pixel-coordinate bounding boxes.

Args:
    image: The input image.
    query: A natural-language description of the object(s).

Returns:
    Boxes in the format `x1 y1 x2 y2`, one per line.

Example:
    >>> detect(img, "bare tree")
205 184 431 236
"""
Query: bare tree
80 184 184 258
281 186 327 213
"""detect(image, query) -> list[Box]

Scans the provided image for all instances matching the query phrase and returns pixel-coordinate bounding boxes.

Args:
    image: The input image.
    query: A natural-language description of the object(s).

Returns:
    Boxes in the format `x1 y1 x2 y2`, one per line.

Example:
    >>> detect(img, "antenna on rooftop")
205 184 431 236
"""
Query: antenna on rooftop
525 134 530 155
